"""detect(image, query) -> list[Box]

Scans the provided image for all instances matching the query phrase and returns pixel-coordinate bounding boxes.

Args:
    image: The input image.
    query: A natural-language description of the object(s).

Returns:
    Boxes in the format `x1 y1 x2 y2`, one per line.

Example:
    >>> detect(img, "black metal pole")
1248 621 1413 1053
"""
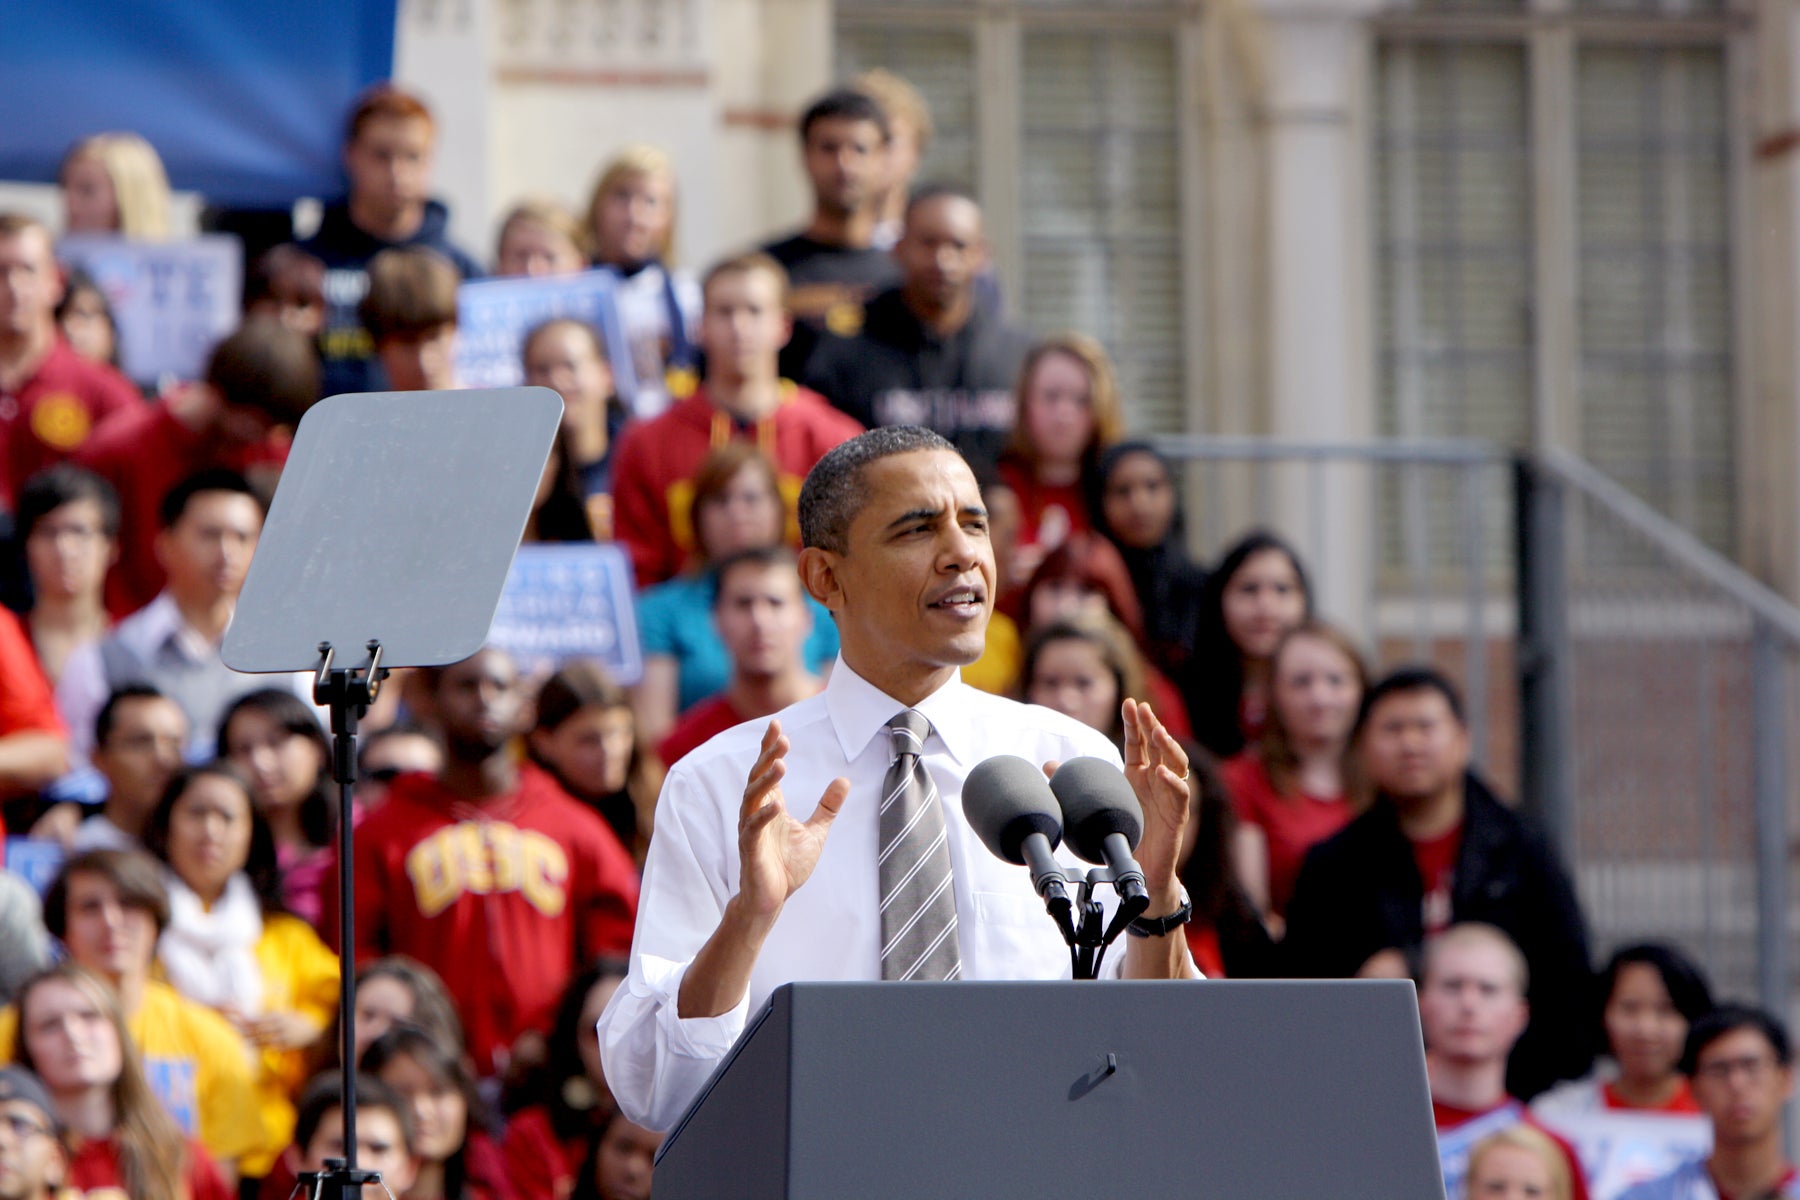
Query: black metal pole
307 641 384 1200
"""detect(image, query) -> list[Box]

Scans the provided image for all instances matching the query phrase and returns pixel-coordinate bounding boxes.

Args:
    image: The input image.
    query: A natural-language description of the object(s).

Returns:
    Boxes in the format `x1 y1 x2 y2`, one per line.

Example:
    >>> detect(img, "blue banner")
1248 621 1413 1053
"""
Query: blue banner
487 543 645 684
0 1 397 207
59 235 244 385
455 271 639 395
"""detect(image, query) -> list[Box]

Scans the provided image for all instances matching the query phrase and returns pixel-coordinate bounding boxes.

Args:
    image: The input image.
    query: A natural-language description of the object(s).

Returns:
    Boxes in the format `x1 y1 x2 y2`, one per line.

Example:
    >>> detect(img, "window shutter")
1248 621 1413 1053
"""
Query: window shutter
1576 46 1734 553
1020 30 1184 433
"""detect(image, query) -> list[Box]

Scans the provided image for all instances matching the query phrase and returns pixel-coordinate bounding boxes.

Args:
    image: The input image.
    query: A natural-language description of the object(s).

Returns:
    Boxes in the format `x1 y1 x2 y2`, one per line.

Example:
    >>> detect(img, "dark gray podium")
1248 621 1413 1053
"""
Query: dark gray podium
652 980 1445 1199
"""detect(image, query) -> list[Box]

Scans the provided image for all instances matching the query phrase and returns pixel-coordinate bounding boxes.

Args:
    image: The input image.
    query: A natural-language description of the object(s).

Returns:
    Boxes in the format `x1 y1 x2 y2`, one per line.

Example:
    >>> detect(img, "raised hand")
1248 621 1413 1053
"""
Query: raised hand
736 720 851 921
1121 698 1191 893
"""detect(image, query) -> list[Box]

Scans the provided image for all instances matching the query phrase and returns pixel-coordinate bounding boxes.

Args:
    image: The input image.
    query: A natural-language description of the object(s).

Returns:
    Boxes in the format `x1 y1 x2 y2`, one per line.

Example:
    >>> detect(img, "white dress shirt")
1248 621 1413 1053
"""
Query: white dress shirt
599 657 1129 1131
57 592 317 762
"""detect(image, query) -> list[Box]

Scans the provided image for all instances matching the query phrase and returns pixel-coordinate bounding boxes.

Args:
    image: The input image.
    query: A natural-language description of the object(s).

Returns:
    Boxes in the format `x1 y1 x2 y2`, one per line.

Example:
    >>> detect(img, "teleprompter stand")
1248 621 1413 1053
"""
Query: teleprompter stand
223 388 563 1199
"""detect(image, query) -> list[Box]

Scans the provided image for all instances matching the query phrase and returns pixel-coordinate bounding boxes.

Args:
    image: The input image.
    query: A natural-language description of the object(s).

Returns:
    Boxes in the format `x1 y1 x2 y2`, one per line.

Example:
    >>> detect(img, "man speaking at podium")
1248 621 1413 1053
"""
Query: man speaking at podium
600 427 1198 1131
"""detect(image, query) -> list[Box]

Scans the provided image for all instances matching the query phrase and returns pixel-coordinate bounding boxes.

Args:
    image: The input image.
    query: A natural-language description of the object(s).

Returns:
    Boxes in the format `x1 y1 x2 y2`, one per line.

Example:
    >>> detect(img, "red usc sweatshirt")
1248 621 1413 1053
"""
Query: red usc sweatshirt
327 762 639 1075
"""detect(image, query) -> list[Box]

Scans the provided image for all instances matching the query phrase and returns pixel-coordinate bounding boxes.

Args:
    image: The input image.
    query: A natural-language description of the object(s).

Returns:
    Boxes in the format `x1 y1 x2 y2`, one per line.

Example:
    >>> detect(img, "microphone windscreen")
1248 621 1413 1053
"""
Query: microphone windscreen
1049 757 1143 862
962 755 1062 865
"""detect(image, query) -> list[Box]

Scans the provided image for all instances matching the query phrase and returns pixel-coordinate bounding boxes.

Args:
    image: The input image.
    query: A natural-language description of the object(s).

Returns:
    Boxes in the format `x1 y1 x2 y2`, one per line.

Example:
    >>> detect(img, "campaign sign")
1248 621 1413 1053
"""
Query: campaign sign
487 542 644 684
58 235 244 387
454 270 639 395
4 837 65 896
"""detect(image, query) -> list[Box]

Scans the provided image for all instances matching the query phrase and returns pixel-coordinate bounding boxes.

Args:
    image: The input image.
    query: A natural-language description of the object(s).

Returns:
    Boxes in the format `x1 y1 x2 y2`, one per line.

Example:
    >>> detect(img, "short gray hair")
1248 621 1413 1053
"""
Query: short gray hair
798 426 959 554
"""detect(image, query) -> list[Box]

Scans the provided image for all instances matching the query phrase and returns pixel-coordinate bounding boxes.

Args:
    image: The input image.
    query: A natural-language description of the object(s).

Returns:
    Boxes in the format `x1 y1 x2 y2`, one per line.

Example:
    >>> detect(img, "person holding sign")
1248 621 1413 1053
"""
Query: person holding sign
609 252 862 589
584 147 700 418
0 214 140 506
299 86 480 399
496 199 588 280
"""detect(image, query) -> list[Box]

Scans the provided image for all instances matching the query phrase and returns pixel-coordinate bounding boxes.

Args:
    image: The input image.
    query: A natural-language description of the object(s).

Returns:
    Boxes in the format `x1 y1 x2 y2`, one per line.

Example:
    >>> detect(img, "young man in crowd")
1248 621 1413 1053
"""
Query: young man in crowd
1422 923 1591 1200
300 85 481 398
854 70 932 253
328 647 640 1079
69 686 188 852
0 1067 69 1200
610 252 862 586
1282 666 1594 1098
804 185 1029 475
0 850 264 1185
75 317 319 616
657 547 822 767
57 470 289 763
0 213 139 505
10 466 117 687
1620 1006 1799 1200
258 1074 419 1200
761 88 901 381
358 246 461 392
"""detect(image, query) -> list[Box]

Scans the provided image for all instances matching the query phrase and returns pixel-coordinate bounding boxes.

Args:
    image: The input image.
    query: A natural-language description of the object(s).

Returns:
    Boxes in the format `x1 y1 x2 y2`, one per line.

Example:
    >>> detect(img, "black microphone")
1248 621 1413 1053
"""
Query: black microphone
963 755 1074 941
1048 758 1150 916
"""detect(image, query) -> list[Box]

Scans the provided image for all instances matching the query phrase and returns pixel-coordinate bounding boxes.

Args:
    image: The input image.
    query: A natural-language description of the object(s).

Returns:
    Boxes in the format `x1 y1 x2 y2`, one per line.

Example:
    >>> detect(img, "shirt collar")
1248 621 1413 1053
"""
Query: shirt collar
824 657 980 767
121 592 228 663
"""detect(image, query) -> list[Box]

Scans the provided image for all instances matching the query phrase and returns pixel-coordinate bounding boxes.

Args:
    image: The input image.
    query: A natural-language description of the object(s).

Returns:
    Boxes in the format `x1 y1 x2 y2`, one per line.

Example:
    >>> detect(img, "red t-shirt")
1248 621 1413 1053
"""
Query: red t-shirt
73 389 290 617
1184 923 1226 979
0 607 65 815
66 1133 232 1200
1410 822 1463 936
1220 752 1352 918
0 336 139 503
501 1105 589 1200
1434 1099 1592 1200
610 384 863 587
659 694 749 768
1601 1078 1703 1114
324 763 640 1076
996 460 1091 559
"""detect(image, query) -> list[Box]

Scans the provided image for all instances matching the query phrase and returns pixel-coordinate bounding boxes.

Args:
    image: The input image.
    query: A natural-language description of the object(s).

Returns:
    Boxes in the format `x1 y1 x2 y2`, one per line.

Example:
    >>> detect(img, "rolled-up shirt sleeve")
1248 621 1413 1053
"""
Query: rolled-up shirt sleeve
598 758 748 1132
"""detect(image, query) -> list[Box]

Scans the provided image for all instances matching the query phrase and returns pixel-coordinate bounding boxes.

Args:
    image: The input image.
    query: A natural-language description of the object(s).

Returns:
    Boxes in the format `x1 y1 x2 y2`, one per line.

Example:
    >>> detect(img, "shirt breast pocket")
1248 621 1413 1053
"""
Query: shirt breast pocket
966 889 1072 980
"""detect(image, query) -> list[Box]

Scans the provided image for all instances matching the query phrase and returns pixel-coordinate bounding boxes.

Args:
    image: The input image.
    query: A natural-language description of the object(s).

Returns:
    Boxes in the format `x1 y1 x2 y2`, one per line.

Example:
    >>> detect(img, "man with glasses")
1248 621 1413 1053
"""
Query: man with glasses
1621 1006 1798 1200
0 1067 68 1200
69 686 188 852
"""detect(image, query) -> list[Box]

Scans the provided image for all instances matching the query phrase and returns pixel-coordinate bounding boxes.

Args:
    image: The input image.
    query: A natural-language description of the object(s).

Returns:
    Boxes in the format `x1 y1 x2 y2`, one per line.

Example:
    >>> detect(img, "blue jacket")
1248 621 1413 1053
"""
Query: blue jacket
299 197 481 398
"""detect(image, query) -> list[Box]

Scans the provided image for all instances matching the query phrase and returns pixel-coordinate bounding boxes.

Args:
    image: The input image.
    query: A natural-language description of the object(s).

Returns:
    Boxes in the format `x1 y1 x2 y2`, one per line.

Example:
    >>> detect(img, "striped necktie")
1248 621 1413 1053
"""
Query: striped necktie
878 709 963 981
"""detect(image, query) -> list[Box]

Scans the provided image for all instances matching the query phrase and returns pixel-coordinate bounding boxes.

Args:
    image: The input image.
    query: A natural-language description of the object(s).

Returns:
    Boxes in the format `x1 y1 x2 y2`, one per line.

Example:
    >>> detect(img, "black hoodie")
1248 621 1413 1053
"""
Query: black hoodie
803 286 1031 474
299 198 482 397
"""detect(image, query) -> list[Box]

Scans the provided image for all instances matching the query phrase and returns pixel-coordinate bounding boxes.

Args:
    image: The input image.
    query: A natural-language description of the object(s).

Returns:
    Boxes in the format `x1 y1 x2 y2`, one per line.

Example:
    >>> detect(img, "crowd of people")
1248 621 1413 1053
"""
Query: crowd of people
0 72 1787 1200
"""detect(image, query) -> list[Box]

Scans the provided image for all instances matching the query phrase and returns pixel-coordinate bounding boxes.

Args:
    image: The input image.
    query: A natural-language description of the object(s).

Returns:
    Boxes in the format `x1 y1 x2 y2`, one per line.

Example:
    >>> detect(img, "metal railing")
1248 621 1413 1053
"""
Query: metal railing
1155 436 1798 1016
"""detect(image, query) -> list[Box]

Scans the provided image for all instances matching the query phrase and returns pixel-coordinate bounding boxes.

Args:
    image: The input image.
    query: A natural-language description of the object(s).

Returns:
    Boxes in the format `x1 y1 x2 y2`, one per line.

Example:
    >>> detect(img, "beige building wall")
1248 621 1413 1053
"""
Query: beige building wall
393 0 831 274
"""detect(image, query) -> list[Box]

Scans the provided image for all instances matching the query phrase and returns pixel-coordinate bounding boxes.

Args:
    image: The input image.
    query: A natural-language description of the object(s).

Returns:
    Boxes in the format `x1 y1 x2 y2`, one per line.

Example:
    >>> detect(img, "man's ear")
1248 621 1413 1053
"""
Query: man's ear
797 546 842 615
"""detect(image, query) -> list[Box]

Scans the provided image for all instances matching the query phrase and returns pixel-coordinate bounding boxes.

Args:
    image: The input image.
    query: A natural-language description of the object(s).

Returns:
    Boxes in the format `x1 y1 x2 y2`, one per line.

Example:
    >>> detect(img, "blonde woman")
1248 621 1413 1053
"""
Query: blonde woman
495 198 588 278
583 145 699 416
14 963 231 1200
1465 1125 1576 1200
60 133 172 238
995 333 1125 586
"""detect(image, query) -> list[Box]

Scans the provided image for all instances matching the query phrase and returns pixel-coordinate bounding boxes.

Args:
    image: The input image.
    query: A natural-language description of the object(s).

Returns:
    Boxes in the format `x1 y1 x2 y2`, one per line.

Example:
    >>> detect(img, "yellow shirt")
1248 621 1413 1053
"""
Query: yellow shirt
0 979 265 1169
244 914 341 1175
960 610 1022 696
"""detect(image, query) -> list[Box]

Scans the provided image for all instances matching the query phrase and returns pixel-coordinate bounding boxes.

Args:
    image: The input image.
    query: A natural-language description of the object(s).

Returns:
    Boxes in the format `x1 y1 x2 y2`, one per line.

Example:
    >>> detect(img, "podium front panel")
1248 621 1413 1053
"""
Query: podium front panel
654 979 1444 1200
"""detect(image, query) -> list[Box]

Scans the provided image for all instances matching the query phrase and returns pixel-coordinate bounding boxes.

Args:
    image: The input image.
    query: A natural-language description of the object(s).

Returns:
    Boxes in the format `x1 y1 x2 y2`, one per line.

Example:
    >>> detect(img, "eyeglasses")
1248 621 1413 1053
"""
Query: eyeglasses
0 1112 51 1141
1696 1054 1780 1083
362 767 405 784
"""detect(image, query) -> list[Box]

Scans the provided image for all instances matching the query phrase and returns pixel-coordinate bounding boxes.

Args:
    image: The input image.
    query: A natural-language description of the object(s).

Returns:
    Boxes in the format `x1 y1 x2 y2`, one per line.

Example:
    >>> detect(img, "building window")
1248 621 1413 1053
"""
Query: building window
1374 13 1739 551
836 5 1191 434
